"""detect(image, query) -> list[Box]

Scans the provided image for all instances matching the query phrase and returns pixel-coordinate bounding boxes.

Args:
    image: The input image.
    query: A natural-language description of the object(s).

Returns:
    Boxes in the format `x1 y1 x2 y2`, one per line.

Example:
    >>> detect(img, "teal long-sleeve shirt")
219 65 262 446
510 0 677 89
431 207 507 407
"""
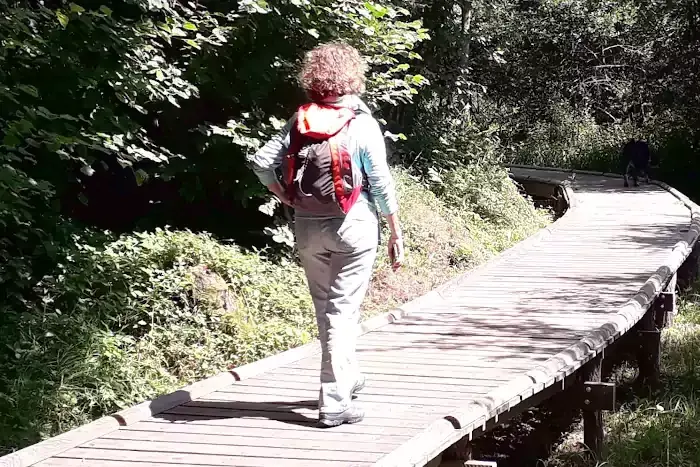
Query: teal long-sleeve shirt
247 95 399 216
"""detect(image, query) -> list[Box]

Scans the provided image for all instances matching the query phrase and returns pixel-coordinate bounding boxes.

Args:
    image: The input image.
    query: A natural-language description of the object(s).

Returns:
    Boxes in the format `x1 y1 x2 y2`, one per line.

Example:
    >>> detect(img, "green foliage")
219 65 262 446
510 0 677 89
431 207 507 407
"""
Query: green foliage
435 164 546 228
397 92 502 171
508 101 636 172
0 227 314 454
179 0 429 208
398 0 700 202
0 0 430 271
0 0 217 171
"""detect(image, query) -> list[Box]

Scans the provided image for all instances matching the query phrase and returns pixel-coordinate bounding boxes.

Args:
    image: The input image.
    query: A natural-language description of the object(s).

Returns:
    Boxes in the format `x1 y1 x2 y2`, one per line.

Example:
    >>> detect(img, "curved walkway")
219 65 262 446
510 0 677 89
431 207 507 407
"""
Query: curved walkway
2 167 699 467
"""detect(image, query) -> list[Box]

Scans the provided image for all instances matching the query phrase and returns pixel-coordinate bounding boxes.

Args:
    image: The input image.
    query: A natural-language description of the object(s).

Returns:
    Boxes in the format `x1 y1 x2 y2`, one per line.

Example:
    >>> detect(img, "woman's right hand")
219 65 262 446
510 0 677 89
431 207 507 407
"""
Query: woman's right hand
267 182 294 207
385 212 404 271
388 234 404 271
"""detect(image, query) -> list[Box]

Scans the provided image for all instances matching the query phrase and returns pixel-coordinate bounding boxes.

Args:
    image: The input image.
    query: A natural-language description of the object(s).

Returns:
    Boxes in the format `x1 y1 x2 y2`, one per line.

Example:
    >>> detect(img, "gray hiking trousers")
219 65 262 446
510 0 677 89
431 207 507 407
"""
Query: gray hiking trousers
294 202 379 414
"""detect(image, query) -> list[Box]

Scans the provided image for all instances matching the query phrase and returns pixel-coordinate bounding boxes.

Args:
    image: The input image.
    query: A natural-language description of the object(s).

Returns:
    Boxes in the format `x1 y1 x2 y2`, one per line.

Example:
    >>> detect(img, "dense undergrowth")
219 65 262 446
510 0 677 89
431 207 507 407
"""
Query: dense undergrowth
0 164 551 455
542 280 700 467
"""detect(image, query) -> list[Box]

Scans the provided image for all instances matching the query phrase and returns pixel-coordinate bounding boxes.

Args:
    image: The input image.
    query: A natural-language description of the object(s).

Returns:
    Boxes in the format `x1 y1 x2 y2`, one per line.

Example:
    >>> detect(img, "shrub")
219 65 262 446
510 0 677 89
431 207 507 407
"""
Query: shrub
510 100 637 172
0 228 313 454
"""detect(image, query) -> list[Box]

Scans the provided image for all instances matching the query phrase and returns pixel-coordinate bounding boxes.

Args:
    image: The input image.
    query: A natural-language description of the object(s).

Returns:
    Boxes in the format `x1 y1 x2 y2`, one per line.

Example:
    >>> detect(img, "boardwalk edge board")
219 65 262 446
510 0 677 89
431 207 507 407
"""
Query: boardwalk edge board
373 167 700 467
0 417 121 467
3 167 698 467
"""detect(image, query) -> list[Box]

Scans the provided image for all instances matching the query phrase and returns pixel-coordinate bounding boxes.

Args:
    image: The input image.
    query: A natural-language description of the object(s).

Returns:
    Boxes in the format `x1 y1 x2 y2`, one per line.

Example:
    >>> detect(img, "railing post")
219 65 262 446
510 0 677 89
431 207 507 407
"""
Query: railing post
637 309 661 391
658 273 678 327
636 273 676 393
580 354 608 459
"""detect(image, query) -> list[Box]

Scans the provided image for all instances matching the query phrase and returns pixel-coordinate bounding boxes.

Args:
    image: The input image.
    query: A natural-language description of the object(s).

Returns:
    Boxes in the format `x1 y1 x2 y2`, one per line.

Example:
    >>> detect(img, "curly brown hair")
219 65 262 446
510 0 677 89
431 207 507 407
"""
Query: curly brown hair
299 42 368 102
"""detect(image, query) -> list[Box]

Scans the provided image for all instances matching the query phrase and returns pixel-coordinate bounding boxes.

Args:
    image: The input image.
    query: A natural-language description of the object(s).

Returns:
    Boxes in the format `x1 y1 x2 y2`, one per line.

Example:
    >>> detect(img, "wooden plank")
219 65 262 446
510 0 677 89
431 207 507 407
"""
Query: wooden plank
452 269 654 276
81 438 386 463
218 383 484 402
122 420 414 443
440 286 650 294
36 459 188 467
112 342 321 427
582 356 604 459
372 418 458 467
356 345 557 358
265 366 512 384
287 360 534 381
196 390 467 410
145 414 423 436
395 311 612 321
374 323 602 335
288 355 543 372
182 398 449 420
102 429 401 452
355 351 549 368
356 338 578 354
409 309 615 317
49 448 372 467
163 405 439 428
360 331 580 344
295 351 540 366
441 285 649 294
228 374 500 395
421 303 623 313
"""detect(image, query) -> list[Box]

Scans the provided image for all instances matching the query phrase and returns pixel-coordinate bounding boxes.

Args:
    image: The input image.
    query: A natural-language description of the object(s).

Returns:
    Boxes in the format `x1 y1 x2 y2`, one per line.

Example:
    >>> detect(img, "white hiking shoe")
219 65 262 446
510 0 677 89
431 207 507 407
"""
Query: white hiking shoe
318 404 365 428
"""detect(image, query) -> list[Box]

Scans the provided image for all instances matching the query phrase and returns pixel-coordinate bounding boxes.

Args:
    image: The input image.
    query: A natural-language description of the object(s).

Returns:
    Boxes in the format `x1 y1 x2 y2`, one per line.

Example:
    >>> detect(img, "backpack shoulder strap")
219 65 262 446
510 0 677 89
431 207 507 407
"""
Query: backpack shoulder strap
283 114 305 202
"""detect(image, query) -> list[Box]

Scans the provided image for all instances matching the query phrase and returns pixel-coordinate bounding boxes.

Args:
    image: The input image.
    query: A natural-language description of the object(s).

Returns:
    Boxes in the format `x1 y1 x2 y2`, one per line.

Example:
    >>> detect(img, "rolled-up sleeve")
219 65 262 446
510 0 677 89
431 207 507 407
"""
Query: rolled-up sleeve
247 115 295 186
357 116 399 215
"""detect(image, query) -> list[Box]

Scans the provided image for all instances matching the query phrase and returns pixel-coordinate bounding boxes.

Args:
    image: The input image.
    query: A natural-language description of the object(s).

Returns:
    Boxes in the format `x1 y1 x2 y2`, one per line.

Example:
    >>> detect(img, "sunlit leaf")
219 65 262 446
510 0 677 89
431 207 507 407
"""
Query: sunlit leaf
184 39 201 49
69 3 85 14
56 11 69 28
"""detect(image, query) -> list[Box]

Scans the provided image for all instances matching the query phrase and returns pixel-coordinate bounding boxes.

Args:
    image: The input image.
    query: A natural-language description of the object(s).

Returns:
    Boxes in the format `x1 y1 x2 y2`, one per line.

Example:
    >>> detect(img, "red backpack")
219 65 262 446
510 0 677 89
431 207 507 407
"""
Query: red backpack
282 102 366 216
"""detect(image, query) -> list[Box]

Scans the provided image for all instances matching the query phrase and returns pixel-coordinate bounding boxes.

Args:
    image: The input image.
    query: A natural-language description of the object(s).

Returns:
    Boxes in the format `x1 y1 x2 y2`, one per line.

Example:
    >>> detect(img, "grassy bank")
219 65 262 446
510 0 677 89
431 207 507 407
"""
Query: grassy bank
544 280 700 466
0 165 551 455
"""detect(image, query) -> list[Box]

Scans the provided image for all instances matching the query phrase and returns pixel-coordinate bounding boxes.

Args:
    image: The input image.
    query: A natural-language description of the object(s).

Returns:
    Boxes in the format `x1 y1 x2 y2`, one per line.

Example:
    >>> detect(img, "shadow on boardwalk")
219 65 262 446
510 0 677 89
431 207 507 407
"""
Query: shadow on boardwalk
151 398 320 427
359 269 679 357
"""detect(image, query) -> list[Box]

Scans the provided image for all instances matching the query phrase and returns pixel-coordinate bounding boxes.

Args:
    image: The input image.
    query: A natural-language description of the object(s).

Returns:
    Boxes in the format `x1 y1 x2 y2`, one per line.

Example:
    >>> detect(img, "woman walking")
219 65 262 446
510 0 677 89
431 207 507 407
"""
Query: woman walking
248 42 404 427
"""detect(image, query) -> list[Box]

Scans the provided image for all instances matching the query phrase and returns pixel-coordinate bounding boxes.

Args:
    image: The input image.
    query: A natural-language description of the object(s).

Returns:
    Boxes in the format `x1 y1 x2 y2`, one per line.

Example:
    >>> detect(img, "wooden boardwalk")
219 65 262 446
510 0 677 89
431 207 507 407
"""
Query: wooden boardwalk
3 167 700 467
